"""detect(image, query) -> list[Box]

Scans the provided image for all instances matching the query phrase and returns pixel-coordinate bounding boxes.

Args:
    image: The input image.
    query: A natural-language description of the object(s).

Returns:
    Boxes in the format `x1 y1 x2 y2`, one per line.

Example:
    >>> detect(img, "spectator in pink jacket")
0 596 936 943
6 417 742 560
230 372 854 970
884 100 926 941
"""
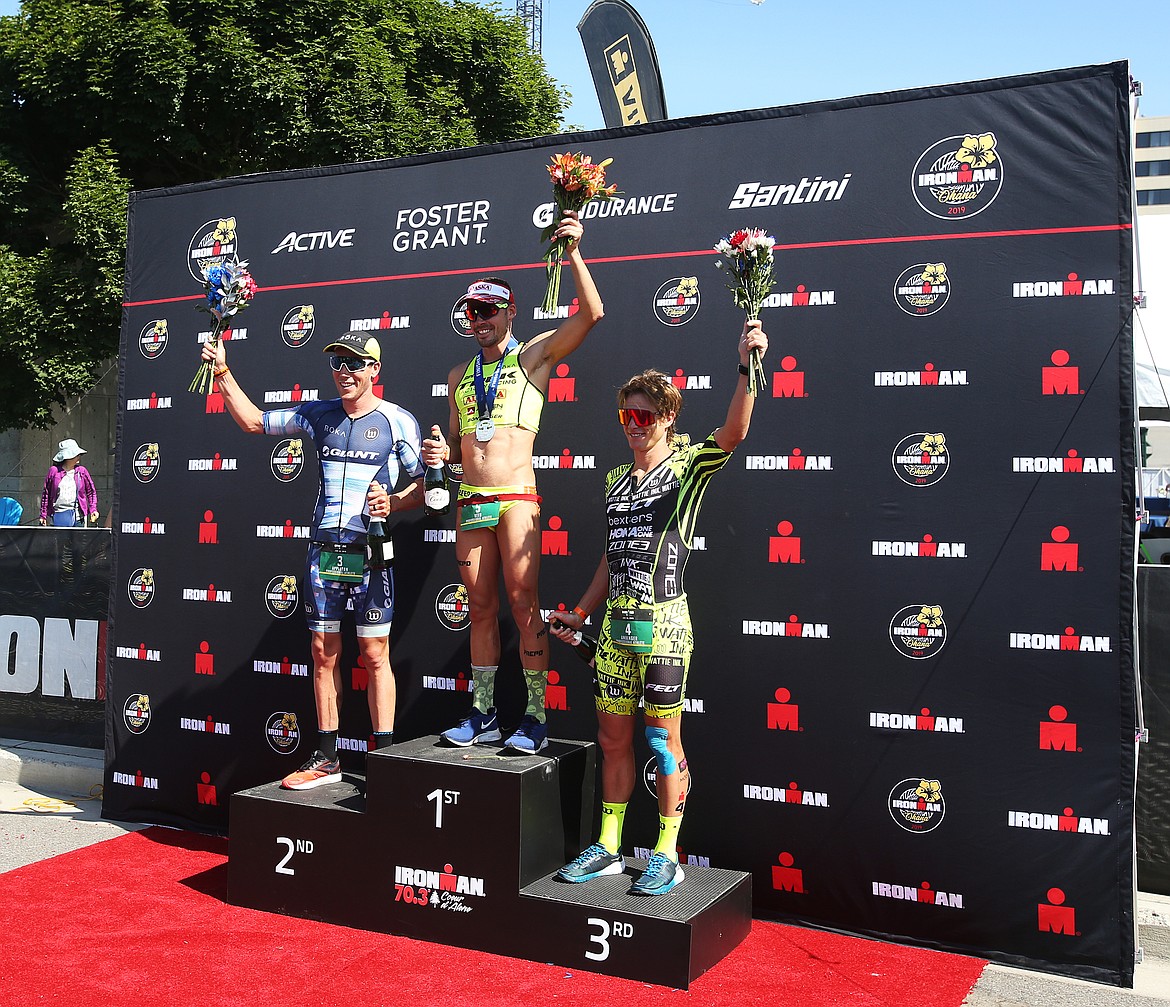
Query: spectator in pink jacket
40 439 99 527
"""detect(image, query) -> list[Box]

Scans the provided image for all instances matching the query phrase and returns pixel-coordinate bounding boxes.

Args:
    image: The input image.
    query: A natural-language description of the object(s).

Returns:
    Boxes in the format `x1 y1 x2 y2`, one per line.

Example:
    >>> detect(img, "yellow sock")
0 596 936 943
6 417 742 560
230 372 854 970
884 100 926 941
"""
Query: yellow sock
653 813 682 861
598 802 627 854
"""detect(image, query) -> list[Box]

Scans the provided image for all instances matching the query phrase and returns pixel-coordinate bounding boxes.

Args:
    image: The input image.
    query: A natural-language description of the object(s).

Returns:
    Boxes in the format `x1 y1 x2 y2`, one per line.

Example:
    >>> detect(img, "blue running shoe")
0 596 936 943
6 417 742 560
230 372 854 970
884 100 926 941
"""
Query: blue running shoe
504 715 548 753
630 853 684 895
441 707 502 747
557 842 624 883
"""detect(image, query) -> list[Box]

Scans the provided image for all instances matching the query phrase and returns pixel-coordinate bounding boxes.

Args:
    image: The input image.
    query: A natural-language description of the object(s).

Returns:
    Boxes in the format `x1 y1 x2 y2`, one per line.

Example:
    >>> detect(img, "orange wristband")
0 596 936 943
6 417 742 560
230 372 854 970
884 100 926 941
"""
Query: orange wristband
572 606 589 621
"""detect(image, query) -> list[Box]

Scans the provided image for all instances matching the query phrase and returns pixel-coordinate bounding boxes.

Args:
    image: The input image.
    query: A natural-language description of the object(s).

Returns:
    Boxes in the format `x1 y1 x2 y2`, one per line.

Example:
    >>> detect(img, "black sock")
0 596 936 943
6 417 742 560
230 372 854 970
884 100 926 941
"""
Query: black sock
372 731 394 750
318 730 338 759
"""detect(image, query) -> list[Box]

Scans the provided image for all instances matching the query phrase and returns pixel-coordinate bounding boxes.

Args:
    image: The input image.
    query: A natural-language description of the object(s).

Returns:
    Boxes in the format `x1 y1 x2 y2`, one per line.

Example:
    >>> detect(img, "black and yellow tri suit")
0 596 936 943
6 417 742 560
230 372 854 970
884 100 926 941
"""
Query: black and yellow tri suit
594 433 731 718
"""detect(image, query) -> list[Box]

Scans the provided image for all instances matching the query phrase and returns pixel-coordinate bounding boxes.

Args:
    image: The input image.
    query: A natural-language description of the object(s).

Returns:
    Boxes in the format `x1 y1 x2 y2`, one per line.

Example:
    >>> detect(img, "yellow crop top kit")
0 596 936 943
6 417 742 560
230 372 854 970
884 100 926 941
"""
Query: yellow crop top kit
455 342 545 531
455 342 545 437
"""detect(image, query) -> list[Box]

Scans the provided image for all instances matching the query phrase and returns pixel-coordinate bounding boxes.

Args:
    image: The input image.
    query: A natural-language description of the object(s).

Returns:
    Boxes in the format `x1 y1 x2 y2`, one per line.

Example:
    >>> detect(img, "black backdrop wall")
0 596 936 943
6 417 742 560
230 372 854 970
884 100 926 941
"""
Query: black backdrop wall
105 63 1138 984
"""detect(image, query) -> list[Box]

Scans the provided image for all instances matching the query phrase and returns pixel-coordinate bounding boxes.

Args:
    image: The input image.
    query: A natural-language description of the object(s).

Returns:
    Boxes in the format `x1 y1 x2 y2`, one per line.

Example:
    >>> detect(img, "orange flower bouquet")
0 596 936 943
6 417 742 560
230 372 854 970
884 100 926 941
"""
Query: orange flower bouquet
540 152 617 314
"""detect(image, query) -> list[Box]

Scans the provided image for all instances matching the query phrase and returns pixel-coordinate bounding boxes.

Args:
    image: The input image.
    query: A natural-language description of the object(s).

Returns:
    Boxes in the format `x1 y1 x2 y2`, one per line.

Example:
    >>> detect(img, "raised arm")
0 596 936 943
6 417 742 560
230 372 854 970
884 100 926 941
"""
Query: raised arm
522 210 604 371
713 319 768 453
200 338 264 434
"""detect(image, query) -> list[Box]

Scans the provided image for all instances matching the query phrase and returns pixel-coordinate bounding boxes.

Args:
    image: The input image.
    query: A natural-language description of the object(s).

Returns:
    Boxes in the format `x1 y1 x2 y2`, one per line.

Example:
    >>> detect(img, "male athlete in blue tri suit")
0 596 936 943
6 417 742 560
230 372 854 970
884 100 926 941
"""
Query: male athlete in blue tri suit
200 330 424 789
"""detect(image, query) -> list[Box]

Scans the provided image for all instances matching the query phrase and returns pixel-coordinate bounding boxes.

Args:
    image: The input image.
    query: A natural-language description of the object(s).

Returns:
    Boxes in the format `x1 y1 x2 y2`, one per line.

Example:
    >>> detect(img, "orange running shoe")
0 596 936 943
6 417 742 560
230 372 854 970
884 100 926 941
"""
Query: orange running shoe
281 751 341 790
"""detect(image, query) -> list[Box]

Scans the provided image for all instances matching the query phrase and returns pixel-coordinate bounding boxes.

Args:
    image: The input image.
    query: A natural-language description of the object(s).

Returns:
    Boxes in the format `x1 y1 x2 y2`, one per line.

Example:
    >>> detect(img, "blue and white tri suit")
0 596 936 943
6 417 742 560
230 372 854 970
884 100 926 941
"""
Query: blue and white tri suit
263 398 424 637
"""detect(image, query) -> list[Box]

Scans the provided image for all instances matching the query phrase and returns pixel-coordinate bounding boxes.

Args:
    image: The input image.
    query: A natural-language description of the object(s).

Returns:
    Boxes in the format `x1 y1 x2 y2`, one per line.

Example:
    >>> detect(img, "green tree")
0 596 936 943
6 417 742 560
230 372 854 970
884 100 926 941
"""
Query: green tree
0 0 567 429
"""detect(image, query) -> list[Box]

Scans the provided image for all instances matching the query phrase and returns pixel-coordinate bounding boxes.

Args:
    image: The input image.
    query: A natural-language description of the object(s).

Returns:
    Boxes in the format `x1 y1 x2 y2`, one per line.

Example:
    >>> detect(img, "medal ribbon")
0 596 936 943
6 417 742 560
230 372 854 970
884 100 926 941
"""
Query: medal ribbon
473 337 519 423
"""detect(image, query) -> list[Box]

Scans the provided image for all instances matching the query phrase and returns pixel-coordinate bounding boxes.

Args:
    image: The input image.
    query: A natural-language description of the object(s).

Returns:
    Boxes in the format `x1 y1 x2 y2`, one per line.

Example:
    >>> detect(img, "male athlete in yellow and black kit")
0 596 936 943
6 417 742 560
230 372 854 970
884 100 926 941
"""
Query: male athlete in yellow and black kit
422 209 603 753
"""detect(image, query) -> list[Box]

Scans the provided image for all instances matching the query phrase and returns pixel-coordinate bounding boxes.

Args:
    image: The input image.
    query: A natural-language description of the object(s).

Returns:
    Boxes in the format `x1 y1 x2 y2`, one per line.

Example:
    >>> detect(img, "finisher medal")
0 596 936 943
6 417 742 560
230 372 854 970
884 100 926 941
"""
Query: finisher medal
475 417 495 442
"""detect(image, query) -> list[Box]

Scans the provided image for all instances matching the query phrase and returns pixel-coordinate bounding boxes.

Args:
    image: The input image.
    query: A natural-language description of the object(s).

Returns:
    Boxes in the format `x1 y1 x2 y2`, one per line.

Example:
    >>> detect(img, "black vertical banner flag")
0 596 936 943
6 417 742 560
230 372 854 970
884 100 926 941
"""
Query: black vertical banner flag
577 0 667 128
105 63 1137 985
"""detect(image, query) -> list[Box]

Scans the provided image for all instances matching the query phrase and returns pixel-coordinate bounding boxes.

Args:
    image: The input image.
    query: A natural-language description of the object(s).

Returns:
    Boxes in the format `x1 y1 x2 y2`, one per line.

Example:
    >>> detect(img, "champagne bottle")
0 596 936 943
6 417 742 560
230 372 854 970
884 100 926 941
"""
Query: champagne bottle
424 465 450 516
424 425 451 516
367 519 393 569
568 630 598 665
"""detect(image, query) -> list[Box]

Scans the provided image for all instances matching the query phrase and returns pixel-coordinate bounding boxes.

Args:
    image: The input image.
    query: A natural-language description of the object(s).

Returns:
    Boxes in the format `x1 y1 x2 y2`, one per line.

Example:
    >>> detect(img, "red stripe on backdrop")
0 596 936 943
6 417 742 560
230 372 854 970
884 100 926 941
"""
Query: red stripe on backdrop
0 827 986 1006
122 222 1132 307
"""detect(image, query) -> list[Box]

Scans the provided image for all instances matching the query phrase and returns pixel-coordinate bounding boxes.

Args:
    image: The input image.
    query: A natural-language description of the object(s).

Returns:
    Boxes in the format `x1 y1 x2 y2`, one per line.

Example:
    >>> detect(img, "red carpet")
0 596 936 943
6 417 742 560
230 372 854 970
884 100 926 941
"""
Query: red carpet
0 828 986 1006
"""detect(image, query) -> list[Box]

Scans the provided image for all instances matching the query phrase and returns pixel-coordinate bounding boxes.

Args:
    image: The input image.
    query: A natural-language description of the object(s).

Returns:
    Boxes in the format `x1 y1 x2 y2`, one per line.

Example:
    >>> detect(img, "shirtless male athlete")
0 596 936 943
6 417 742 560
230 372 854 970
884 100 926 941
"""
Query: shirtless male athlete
422 210 603 753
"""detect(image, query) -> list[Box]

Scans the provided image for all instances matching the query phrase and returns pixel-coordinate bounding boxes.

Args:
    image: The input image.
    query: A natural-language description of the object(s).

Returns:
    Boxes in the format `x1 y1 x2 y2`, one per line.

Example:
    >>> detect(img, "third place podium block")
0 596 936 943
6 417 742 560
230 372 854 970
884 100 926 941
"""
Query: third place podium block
229 735 751 988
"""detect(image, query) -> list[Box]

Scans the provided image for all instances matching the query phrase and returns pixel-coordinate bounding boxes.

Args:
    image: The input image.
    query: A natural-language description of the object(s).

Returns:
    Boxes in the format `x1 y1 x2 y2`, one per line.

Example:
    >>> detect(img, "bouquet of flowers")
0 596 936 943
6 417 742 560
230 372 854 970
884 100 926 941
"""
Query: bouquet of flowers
539 152 617 314
189 256 258 394
714 228 776 396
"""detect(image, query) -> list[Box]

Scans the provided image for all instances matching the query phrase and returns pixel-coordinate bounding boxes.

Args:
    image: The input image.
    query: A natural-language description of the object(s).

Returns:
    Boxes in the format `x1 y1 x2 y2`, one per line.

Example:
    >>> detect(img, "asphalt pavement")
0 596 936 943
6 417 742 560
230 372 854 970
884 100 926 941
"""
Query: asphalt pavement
1 737 1167 1004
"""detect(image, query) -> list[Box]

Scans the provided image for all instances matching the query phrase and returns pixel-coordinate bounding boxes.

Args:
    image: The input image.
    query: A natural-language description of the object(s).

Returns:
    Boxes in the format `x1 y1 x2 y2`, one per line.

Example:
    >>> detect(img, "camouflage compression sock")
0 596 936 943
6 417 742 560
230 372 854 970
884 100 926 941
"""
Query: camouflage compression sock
522 667 547 721
471 664 497 713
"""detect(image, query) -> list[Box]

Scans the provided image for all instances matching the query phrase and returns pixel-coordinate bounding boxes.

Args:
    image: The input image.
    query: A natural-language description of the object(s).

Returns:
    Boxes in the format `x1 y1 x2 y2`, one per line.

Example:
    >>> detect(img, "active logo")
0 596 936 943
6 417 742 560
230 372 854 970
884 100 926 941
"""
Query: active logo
768 521 802 564
892 432 949 486
123 694 152 735
888 778 945 833
187 217 237 282
894 262 950 316
281 305 316 347
127 568 155 609
889 604 947 660
271 229 354 254
912 133 1002 219
139 319 169 359
265 712 301 754
653 276 701 326
182 583 232 604
111 770 159 790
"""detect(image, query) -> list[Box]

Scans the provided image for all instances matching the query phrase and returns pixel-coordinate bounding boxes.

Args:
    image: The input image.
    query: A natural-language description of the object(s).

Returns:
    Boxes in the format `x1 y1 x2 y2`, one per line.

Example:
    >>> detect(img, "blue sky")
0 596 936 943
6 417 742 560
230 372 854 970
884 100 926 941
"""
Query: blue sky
541 0 1166 131
0 0 1162 128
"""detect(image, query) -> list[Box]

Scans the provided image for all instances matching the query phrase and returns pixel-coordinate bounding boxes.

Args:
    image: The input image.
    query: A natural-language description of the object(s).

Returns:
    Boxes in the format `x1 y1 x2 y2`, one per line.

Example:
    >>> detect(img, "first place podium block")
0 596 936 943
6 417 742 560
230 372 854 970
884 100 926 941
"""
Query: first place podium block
228 735 751 988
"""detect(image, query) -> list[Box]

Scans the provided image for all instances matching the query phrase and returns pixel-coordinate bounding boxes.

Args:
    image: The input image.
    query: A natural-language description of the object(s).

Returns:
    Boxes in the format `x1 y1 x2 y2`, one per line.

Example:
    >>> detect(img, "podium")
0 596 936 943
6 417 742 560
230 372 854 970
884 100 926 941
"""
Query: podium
228 736 751 988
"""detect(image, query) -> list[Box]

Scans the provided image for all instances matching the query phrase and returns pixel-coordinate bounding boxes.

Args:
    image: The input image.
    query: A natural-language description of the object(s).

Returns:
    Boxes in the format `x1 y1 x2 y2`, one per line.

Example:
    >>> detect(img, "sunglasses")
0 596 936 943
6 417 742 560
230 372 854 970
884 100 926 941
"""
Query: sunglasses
618 407 660 427
463 301 509 322
329 355 374 372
